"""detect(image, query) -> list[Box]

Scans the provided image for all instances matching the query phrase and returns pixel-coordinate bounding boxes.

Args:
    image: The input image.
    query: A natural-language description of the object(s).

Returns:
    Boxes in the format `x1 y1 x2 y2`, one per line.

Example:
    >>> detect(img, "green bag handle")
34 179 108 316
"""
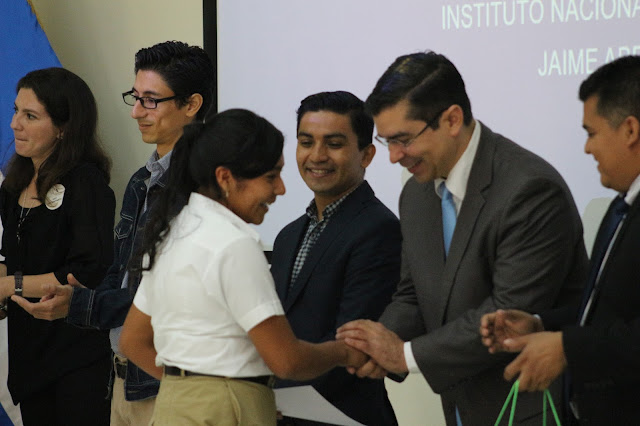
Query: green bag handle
494 380 562 426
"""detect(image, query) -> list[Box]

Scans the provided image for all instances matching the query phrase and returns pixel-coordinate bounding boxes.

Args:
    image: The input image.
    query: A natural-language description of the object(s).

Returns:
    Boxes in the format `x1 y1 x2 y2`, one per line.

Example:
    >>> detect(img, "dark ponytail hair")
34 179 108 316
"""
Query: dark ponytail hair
136 108 284 272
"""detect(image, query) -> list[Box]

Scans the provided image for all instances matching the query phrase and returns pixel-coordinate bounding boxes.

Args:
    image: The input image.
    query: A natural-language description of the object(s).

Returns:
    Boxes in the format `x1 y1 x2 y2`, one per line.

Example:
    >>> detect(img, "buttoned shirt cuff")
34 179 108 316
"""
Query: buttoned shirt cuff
403 341 421 374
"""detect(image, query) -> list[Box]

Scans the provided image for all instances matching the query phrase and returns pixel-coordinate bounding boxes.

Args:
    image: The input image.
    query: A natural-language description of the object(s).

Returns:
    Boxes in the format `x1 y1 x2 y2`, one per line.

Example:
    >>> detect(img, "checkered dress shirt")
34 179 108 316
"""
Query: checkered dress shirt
288 190 354 291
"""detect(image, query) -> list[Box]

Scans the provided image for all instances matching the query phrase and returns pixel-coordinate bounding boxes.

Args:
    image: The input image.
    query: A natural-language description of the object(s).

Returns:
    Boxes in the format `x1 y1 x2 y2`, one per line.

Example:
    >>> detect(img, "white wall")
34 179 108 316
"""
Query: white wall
30 0 203 215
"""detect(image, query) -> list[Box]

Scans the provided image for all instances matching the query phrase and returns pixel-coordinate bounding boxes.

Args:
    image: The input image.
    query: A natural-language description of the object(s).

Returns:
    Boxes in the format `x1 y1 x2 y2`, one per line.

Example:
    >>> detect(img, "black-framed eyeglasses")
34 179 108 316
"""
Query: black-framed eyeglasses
122 91 182 109
375 107 449 148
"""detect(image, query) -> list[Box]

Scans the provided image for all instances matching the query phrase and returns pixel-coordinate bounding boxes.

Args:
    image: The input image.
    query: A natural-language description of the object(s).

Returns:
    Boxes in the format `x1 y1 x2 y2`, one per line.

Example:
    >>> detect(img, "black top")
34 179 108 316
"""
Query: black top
0 163 115 403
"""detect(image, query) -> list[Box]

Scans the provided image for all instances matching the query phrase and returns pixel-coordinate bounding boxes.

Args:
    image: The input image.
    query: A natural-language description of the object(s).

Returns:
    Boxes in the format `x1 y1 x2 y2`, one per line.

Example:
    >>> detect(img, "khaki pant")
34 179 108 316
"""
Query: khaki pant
110 375 156 426
152 374 276 426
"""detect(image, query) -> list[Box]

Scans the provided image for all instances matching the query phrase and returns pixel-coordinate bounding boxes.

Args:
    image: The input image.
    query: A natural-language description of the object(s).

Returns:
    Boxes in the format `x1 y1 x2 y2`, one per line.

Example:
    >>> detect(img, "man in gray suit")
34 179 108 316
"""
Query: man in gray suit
337 52 587 425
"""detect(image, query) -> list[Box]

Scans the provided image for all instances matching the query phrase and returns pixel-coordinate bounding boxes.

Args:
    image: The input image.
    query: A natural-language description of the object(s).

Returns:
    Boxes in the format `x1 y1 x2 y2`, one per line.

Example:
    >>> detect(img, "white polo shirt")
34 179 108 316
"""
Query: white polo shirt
134 192 284 377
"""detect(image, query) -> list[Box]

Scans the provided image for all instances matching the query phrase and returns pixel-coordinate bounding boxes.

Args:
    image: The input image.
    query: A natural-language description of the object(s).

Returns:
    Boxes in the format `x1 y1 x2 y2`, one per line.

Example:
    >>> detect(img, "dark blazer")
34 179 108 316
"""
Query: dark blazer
1 164 114 405
542 190 640 425
271 181 401 426
379 123 588 426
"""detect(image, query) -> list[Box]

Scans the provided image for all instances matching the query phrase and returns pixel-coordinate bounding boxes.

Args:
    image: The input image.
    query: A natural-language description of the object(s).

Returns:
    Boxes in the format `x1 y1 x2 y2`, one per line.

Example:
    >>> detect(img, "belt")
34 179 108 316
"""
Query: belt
164 366 275 388
114 355 127 379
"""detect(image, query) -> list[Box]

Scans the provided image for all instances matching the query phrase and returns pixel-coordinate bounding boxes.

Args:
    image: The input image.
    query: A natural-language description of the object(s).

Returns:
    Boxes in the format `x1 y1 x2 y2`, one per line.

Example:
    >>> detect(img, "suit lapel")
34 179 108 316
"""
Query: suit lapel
412 182 447 328
437 124 494 324
607 194 640 264
284 182 372 311
274 217 307 302
585 194 640 320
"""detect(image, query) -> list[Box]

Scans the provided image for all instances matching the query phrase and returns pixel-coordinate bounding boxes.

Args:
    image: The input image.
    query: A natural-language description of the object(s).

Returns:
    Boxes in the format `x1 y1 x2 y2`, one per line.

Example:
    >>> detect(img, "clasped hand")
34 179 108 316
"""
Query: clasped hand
480 309 567 391
10 273 84 320
336 319 407 379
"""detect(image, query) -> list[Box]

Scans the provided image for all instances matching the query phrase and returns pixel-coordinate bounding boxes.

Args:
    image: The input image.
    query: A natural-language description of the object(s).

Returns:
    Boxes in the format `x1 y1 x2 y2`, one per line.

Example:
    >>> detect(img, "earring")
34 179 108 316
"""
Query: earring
225 190 229 199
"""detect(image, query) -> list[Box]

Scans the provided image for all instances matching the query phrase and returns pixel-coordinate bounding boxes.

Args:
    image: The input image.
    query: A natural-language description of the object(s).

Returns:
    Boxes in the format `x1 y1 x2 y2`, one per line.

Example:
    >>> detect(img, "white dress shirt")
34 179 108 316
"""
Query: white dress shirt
134 192 284 377
403 120 481 374
625 173 640 206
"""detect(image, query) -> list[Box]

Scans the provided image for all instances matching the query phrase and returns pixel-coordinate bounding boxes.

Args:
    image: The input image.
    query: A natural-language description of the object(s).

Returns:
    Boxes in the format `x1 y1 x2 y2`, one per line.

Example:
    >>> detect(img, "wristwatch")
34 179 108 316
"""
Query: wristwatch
14 271 23 297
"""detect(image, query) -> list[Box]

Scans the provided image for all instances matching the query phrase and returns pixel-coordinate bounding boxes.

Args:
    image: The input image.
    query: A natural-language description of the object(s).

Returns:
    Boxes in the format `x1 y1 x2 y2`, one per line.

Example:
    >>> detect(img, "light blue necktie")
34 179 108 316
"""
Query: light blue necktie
440 182 457 256
441 182 462 426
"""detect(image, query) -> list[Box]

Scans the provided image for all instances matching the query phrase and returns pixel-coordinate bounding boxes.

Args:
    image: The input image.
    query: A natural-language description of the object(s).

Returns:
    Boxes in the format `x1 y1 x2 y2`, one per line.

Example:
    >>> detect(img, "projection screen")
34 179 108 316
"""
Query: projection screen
217 0 640 244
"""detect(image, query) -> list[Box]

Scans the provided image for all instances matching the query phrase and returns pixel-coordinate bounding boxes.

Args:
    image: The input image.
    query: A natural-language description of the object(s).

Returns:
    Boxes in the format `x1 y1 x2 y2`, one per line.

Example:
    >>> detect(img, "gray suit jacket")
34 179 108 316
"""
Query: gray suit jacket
380 123 588 426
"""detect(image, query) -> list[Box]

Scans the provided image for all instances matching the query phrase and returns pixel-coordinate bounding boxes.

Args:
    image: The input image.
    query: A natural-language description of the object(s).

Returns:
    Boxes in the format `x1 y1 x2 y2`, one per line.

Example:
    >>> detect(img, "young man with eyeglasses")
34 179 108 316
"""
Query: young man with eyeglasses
336 52 587 426
12 40 215 425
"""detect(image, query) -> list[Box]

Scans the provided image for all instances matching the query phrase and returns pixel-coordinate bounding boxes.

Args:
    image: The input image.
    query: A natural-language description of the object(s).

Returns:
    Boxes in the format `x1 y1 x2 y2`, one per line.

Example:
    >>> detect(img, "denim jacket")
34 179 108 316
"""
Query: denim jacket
67 165 166 401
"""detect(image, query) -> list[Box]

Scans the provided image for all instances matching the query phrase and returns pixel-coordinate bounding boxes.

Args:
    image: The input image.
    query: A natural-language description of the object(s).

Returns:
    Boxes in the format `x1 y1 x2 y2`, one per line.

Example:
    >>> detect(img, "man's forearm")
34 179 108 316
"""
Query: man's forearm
67 286 134 330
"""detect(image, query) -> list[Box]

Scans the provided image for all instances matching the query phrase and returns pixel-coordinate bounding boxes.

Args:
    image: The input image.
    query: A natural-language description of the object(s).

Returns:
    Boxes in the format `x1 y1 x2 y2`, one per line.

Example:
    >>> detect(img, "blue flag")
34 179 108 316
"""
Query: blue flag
0 2 61 424
0 0 61 169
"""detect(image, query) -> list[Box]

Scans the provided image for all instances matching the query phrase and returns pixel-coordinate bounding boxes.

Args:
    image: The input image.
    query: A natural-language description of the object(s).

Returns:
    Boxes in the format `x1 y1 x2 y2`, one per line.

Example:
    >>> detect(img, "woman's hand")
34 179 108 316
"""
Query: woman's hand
0 276 13 299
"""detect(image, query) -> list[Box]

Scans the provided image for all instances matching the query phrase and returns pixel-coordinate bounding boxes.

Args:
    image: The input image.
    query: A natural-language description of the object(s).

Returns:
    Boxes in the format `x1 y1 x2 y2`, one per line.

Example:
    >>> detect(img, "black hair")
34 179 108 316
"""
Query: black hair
296 91 374 149
4 67 111 199
366 51 473 128
579 55 640 127
134 41 216 120
136 108 283 272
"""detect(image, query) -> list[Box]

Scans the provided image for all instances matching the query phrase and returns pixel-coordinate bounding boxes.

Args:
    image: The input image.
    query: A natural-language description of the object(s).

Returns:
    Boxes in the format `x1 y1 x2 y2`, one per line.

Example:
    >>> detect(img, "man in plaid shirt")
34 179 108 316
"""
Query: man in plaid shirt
270 91 401 426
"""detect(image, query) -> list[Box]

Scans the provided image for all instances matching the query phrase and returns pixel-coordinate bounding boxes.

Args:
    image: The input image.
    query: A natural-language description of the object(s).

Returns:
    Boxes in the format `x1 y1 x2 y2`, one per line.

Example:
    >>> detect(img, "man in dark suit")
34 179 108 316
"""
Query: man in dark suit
272 91 401 426
480 56 640 424
337 52 587 425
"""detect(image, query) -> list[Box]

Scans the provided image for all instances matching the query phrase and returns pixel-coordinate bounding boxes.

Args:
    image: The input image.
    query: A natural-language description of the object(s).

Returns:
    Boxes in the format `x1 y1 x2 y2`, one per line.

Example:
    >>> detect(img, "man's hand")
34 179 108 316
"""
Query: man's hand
66 273 87 289
336 319 407 376
344 344 369 370
480 309 543 353
11 282 73 320
502 331 567 391
347 358 388 379
342 345 387 379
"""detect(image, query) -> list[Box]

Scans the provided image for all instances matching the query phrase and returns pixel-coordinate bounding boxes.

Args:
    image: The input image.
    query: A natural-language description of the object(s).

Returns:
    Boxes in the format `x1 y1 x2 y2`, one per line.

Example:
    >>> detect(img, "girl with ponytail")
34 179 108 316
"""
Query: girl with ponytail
120 109 366 425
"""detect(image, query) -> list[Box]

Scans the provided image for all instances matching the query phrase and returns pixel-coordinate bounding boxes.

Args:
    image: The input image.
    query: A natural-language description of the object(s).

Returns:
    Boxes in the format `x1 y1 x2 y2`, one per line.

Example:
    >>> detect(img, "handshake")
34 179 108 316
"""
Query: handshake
336 319 408 379
336 309 569 392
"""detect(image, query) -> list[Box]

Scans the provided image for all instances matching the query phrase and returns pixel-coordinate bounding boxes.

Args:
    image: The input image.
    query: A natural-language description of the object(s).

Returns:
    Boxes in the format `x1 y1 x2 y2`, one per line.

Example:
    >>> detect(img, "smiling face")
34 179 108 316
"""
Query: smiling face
129 70 196 156
583 95 639 192
11 88 60 168
296 111 374 211
227 155 286 224
373 100 467 183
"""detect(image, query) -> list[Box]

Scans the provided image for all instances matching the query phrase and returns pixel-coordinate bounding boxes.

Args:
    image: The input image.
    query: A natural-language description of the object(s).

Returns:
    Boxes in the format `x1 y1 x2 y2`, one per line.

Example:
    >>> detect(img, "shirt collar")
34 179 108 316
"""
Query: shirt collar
624 173 640 206
187 192 261 243
146 149 173 176
435 120 481 205
305 182 361 222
